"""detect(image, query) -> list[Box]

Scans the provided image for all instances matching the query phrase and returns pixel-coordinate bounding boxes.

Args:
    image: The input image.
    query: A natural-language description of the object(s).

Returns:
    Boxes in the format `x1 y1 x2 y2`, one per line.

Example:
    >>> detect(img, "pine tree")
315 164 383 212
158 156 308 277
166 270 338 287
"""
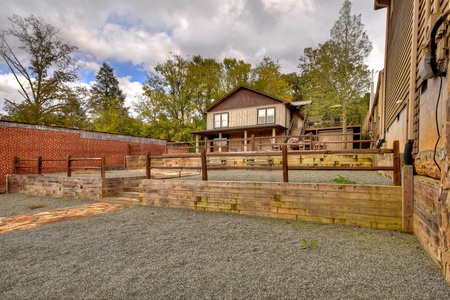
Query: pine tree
89 62 139 134
298 0 372 147
89 62 126 113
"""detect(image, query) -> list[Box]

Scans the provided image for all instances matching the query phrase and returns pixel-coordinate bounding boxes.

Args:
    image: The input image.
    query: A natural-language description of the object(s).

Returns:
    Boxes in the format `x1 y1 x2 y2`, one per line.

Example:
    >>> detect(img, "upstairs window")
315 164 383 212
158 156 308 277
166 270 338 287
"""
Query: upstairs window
258 108 275 124
214 112 229 128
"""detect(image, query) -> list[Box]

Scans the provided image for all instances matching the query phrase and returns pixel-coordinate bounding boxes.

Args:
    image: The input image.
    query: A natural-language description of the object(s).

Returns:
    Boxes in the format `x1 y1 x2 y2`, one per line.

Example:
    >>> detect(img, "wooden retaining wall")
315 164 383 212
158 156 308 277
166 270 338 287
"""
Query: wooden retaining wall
141 180 403 231
413 176 450 283
6 175 102 200
5 174 403 231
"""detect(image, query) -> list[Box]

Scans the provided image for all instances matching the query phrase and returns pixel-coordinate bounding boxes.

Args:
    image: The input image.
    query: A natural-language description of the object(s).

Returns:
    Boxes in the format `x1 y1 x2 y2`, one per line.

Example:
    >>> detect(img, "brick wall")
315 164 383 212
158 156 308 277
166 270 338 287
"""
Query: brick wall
0 121 166 191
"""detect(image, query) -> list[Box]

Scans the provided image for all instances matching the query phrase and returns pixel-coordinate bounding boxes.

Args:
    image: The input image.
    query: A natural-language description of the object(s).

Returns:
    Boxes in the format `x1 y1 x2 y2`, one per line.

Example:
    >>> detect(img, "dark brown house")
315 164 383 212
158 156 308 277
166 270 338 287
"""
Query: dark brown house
192 86 306 152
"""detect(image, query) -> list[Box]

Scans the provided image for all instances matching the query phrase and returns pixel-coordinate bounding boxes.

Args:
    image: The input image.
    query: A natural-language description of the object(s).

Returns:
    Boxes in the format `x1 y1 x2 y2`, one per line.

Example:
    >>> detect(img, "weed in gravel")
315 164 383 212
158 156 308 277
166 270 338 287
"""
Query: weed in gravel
301 238 317 250
329 175 356 184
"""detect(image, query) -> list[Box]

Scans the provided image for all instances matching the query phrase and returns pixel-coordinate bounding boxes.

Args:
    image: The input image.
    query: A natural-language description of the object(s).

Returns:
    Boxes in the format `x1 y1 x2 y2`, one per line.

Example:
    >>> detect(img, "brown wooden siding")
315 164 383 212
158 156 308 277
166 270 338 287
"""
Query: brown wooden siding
206 103 287 129
208 89 283 112
385 0 413 128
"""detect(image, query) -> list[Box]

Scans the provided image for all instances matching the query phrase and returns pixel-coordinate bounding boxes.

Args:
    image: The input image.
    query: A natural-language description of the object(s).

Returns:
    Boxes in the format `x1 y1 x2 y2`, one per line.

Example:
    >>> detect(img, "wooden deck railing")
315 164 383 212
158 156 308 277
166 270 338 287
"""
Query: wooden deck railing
166 131 375 153
13 155 106 178
147 140 401 186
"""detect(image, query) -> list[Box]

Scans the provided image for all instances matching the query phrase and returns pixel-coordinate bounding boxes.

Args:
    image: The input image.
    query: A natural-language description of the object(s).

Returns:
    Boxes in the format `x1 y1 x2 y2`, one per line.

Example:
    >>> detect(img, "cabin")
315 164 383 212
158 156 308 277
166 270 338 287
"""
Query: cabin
192 86 308 152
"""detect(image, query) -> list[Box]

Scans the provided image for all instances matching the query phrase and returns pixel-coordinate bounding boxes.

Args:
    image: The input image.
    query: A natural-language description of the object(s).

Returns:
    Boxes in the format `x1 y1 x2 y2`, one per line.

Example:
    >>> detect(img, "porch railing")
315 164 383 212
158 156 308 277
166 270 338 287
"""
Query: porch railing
166 131 375 154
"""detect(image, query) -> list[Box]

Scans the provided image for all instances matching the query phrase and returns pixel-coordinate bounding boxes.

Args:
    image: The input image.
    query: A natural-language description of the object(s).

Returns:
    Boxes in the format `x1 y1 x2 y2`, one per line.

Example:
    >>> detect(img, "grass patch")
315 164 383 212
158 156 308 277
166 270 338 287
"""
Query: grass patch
28 204 46 210
329 175 356 184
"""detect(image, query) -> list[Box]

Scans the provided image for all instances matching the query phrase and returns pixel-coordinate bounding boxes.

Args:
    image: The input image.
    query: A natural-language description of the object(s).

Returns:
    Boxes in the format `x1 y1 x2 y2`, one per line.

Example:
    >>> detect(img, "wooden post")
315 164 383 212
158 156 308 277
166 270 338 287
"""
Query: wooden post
37 156 42 175
195 136 199 154
244 130 248 152
201 147 208 181
402 165 414 233
13 156 19 174
205 138 209 153
251 135 255 152
100 155 106 179
393 140 401 186
67 155 72 177
282 144 289 183
146 151 151 179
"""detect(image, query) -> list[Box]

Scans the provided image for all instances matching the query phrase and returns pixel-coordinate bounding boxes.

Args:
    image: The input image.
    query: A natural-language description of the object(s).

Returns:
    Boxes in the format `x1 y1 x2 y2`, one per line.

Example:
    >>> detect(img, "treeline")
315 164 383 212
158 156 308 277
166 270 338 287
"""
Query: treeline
0 1 372 142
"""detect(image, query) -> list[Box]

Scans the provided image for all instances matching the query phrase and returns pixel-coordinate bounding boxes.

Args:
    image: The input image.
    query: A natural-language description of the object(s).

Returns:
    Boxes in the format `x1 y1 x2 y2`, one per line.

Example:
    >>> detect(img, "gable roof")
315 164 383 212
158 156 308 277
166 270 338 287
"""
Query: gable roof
205 86 289 112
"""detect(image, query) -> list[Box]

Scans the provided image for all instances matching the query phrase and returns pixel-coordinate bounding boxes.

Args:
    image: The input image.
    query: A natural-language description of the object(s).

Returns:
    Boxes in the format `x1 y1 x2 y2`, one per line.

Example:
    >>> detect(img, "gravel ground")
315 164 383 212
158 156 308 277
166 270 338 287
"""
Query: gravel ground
173 170 394 186
45 170 394 185
1 193 450 299
0 194 95 218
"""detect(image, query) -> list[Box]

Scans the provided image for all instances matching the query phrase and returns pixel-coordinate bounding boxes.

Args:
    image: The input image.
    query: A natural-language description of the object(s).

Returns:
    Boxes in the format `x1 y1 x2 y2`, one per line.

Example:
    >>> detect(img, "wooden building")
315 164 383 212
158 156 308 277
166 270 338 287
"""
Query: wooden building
192 86 308 152
372 0 450 284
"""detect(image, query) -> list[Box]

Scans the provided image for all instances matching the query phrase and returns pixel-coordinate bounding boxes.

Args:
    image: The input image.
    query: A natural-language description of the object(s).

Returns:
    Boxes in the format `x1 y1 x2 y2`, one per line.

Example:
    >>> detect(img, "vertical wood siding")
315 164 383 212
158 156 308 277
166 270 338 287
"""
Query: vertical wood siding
385 0 413 128
207 103 287 129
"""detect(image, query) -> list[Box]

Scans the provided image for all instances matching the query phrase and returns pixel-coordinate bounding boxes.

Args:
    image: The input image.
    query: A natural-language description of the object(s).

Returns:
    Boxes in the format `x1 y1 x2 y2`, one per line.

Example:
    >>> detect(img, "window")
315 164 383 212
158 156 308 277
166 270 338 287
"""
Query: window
214 113 228 128
257 108 275 124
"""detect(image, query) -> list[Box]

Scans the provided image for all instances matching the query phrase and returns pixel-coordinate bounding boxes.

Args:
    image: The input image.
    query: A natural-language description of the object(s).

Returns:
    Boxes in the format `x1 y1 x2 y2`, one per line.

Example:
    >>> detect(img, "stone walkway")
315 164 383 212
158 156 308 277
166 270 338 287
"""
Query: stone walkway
0 202 128 234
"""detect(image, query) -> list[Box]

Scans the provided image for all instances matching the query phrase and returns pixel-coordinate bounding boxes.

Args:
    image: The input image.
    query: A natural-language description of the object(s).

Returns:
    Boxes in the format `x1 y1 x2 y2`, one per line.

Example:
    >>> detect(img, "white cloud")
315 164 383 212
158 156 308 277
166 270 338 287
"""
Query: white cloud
0 73 24 114
117 76 143 110
0 0 386 96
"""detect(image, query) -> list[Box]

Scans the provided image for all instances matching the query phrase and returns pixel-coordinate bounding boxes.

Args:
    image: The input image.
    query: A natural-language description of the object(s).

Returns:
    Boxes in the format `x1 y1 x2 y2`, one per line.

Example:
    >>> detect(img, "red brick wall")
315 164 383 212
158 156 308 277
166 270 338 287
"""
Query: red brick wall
0 121 166 191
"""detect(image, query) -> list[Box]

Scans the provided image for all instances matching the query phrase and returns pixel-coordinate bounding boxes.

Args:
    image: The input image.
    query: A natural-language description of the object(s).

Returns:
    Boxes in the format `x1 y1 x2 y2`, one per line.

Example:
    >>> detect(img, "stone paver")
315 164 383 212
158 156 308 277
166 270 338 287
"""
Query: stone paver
0 202 128 234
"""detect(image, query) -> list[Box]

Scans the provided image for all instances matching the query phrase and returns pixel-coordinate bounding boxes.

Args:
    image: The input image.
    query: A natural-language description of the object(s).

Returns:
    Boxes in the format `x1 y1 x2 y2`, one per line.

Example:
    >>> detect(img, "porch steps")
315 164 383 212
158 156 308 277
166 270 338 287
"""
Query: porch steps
290 128 301 136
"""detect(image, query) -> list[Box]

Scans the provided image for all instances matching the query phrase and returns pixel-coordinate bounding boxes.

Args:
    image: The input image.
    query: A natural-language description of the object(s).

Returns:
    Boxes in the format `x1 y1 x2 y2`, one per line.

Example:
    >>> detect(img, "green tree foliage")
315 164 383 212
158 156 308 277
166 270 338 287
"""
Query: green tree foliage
0 15 85 126
187 55 225 117
250 56 292 101
298 0 372 146
222 57 252 91
88 61 141 135
137 54 196 141
89 62 126 112
137 54 295 141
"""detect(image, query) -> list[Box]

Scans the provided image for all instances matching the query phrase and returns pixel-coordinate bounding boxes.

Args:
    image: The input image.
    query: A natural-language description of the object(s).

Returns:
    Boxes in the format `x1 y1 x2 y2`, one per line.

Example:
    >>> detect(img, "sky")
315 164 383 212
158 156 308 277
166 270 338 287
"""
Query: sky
0 0 387 114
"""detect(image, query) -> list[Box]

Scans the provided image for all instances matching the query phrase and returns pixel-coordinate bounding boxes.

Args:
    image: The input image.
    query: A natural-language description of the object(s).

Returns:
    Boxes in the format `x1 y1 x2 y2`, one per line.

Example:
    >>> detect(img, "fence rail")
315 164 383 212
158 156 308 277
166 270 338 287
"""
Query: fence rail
13 155 106 178
147 140 401 186
166 131 375 153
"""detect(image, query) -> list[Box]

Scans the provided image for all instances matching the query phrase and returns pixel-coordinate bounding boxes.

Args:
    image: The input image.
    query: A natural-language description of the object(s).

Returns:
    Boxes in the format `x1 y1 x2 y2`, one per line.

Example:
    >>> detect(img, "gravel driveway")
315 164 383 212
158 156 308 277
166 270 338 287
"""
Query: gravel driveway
1 193 449 299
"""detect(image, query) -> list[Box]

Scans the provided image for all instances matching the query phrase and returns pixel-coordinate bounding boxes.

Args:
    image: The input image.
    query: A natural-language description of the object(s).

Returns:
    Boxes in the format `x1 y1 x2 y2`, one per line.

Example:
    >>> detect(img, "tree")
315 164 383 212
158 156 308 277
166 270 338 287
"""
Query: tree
250 56 292 101
88 62 140 135
298 0 372 147
0 15 81 125
136 54 297 141
187 55 225 119
222 57 252 91
89 62 126 113
137 53 196 141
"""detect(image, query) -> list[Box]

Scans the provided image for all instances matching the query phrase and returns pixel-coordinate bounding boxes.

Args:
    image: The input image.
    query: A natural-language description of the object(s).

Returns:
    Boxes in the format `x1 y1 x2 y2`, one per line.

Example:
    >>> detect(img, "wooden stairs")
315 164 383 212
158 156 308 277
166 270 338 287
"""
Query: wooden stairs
101 178 142 206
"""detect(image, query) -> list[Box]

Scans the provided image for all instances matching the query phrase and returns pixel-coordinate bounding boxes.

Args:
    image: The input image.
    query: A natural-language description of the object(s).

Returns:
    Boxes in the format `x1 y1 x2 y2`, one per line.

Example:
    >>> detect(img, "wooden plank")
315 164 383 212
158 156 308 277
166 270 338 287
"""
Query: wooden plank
282 145 288 182
402 165 414 232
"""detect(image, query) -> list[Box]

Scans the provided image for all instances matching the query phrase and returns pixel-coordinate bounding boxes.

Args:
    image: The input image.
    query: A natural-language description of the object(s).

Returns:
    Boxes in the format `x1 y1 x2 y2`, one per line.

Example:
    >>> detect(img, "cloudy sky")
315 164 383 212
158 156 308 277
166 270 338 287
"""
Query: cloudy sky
0 0 387 114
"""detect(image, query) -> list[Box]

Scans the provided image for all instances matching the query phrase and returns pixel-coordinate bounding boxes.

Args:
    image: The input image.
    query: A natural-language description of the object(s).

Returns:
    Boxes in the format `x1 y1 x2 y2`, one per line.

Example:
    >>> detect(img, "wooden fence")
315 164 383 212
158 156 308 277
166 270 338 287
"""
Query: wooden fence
13 155 106 178
166 131 375 153
147 140 401 186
